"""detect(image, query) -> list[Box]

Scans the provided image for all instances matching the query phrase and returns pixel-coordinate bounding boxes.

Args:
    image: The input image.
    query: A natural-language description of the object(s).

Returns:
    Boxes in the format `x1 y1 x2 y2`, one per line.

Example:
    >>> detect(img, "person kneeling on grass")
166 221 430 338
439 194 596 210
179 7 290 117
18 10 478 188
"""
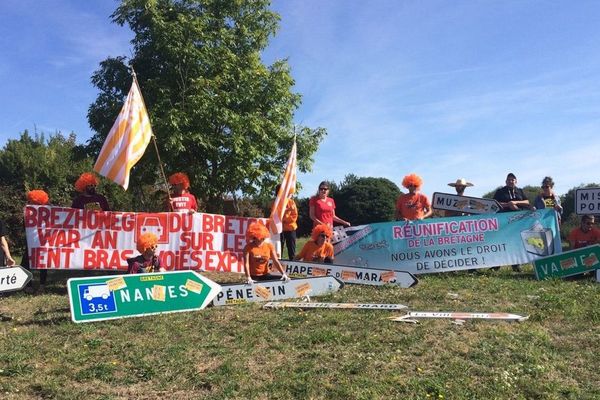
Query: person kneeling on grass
295 224 334 264
244 222 289 284
127 233 166 274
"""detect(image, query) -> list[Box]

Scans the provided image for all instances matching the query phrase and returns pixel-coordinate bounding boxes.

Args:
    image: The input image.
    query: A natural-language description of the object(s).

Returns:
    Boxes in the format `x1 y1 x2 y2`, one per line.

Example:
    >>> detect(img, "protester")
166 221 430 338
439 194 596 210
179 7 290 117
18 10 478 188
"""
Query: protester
445 177 474 217
395 173 432 221
167 172 198 213
568 215 600 250
22 190 49 293
493 173 530 272
0 219 16 267
533 176 563 223
244 222 288 284
274 184 298 259
309 181 350 228
295 224 335 263
71 172 110 211
493 173 530 212
127 232 165 274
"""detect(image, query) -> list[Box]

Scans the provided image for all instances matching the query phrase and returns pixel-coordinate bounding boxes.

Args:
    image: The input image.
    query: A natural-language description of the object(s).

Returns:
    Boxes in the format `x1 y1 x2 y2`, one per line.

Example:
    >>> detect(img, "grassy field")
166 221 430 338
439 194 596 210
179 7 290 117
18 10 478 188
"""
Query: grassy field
1 251 599 399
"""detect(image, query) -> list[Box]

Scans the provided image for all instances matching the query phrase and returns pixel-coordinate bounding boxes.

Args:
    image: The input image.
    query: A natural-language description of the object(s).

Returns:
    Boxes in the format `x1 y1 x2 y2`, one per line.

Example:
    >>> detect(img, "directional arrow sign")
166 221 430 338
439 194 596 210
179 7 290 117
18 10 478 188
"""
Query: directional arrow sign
432 192 501 214
278 260 418 288
263 302 408 311
67 271 221 323
390 311 529 323
533 244 600 280
212 276 343 306
0 266 32 293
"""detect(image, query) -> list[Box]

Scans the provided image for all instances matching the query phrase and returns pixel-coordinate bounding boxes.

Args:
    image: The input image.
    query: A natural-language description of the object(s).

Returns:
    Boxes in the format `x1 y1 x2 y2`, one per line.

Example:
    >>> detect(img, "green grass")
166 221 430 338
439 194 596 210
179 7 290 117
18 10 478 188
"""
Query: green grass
1 259 599 399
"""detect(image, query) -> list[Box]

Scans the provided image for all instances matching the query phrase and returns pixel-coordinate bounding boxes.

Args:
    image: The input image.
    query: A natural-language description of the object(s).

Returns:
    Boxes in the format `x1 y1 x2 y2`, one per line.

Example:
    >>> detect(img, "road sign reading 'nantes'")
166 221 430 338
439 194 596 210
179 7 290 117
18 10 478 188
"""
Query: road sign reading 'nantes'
0 266 32 293
278 260 418 288
68 271 221 323
533 244 600 280
212 276 343 306
432 192 501 215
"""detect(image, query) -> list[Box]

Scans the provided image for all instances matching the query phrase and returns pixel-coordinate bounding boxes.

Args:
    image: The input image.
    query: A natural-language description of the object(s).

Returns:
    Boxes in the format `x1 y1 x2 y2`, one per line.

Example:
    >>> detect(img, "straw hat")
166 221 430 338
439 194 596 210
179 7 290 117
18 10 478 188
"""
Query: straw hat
448 178 474 187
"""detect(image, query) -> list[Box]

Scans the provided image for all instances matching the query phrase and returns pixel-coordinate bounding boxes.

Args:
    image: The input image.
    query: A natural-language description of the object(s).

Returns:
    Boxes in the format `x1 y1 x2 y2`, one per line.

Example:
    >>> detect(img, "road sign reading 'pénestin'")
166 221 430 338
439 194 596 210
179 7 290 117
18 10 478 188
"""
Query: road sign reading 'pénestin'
68 270 221 323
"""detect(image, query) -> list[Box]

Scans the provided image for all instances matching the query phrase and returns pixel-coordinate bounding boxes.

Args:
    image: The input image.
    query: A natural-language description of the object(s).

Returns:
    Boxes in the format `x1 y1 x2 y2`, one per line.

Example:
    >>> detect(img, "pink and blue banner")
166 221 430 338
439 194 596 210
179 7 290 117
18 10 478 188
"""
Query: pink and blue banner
334 209 561 274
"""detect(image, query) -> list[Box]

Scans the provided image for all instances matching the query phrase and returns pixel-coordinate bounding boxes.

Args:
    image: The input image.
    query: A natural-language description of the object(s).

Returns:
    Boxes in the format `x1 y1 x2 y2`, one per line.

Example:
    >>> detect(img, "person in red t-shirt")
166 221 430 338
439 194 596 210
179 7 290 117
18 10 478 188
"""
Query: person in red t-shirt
295 224 334 263
568 215 600 249
166 172 198 213
395 173 432 221
309 181 350 228
244 222 288 284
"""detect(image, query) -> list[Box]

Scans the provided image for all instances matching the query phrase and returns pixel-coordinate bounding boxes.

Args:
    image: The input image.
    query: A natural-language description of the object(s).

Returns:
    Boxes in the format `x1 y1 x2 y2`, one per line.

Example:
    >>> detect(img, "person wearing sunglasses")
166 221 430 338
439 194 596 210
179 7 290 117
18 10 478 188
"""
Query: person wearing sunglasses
395 173 432 221
166 172 198 214
533 176 563 223
295 224 334 263
568 215 600 250
71 172 110 211
244 222 289 284
309 181 350 228
127 232 165 274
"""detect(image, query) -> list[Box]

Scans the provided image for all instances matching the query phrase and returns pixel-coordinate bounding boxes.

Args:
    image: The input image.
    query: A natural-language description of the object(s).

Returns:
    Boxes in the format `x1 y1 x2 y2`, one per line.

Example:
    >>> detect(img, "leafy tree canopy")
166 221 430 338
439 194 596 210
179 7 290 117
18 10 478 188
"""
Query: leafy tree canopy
335 176 401 225
87 0 326 213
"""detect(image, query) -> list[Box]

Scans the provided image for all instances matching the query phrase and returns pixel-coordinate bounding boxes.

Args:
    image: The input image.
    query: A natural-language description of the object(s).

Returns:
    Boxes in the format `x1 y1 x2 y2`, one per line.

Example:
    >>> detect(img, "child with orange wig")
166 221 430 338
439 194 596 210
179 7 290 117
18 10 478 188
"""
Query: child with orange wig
295 224 335 263
71 172 110 211
126 232 165 274
394 173 432 221
166 172 198 213
244 222 288 284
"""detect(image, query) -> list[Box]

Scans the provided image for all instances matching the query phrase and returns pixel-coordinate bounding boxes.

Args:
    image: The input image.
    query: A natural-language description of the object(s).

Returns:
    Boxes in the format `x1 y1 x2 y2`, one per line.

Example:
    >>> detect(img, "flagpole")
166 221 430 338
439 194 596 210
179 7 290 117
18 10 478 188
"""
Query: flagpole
130 67 173 210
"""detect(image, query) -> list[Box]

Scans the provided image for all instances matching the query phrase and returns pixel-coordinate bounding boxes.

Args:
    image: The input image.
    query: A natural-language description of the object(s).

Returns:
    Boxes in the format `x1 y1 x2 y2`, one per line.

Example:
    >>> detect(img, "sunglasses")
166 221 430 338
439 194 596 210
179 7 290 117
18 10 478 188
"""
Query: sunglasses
319 234 329 238
319 187 329 191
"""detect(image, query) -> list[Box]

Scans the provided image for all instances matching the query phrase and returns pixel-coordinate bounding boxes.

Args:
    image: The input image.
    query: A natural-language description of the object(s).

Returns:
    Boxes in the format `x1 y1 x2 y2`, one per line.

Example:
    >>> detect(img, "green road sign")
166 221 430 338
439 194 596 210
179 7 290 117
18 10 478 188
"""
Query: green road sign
68 271 221 323
533 244 600 280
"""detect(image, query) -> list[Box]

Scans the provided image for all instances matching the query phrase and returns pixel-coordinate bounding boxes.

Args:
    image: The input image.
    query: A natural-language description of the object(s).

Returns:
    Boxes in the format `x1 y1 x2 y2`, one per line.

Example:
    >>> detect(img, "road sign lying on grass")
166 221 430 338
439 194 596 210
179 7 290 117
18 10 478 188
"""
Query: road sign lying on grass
0 266 32 293
390 311 529 324
278 260 418 288
212 276 343 306
533 244 600 280
68 271 221 323
432 192 501 214
263 301 408 311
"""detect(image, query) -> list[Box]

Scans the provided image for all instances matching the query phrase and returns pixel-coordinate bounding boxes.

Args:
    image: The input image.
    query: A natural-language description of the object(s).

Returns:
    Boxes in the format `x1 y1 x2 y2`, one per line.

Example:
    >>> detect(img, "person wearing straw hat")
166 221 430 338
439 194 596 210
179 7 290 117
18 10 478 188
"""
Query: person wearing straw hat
445 178 474 217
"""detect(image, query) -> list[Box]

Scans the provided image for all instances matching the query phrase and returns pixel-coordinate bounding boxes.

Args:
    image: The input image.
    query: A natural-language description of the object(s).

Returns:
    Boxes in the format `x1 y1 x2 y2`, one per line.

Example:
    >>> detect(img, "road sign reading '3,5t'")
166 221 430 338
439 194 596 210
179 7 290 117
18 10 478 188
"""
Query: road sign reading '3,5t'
67 271 221 323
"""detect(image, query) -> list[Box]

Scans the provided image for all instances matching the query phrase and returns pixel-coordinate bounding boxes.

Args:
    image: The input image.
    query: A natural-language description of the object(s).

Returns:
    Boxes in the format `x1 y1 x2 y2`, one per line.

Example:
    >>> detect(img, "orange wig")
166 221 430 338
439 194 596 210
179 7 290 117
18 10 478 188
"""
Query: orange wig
75 173 98 193
311 224 333 241
169 172 190 189
402 173 423 189
137 232 158 254
27 190 49 205
246 222 270 242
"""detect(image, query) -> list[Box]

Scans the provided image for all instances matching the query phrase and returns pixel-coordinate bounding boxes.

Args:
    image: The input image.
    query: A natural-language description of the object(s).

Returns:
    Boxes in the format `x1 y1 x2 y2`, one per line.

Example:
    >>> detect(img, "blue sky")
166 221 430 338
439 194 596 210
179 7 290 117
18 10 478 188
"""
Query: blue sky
1 1 599 200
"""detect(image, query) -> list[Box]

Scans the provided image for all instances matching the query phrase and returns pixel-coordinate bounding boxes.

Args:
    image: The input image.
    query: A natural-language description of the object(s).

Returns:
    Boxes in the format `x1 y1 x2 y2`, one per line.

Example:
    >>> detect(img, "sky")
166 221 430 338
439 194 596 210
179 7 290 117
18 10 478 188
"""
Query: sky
1 0 599 200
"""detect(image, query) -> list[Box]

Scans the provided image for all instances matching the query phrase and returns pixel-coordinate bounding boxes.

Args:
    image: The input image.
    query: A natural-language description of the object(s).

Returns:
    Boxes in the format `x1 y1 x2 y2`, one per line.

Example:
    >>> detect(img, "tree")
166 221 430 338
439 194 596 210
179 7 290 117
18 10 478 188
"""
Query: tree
87 0 326 213
335 176 401 225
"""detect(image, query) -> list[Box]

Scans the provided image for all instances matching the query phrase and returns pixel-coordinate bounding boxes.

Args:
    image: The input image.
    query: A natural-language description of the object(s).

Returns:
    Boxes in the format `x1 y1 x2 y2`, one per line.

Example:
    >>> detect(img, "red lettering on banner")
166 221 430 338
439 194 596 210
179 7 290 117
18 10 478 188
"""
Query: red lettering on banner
31 247 74 269
223 234 245 252
168 213 193 232
204 250 230 272
179 232 214 251
24 206 37 228
36 229 80 248
202 214 227 233
83 249 132 270
91 231 118 249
